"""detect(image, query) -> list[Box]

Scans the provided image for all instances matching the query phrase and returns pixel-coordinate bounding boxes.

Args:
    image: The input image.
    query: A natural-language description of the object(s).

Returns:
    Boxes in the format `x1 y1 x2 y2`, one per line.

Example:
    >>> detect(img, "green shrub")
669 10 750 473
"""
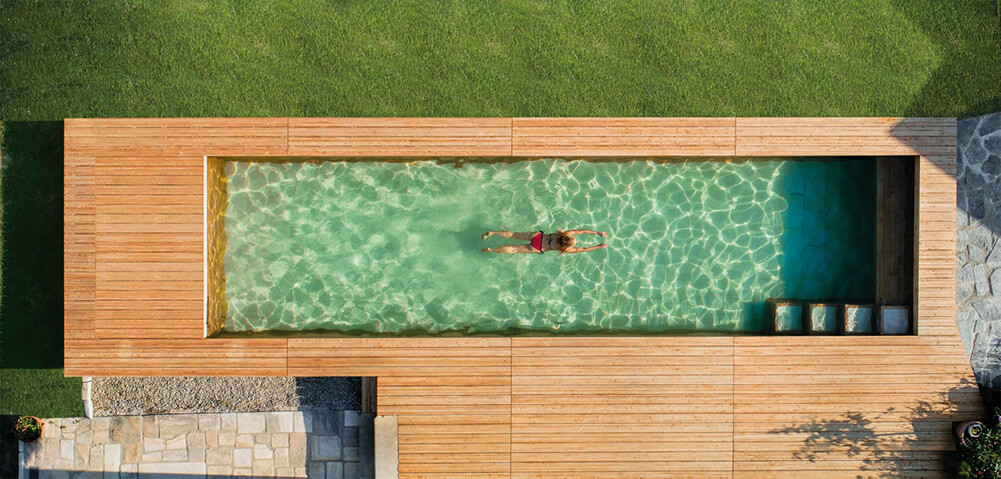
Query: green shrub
954 419 1001 479
11 416 41 442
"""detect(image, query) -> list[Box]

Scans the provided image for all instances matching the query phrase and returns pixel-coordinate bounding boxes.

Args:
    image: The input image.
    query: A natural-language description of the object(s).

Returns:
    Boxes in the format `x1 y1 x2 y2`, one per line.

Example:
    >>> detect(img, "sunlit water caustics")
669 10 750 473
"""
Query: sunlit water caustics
222 158 875 334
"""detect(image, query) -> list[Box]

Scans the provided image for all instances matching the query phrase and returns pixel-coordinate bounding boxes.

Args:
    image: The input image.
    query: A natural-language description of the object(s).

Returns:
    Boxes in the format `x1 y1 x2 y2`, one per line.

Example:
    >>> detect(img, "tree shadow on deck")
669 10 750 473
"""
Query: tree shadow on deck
765 380 986 476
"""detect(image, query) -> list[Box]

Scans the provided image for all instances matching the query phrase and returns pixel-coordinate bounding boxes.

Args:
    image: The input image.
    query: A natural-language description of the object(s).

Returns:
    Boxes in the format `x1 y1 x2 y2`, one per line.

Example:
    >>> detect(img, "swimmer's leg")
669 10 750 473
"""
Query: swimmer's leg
483 244 537 254
482 230 537 240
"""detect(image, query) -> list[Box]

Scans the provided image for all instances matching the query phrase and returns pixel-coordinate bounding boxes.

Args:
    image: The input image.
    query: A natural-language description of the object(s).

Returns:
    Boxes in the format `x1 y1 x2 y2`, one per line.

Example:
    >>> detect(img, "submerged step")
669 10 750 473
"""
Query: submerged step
808 303 839 334
844 304 875 334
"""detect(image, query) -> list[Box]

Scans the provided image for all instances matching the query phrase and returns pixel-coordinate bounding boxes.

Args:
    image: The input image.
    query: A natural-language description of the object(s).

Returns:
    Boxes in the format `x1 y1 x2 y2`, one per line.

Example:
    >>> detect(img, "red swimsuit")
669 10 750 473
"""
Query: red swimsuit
530 231 545 253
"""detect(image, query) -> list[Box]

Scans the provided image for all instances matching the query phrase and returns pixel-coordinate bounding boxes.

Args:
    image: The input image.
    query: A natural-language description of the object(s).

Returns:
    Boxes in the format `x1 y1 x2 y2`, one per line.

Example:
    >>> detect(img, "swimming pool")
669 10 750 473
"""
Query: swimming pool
207 157 876 335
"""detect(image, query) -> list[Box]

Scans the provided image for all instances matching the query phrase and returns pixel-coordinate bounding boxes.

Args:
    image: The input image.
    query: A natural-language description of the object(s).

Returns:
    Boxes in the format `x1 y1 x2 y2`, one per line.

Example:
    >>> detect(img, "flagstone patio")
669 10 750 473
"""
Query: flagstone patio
20 411 369 478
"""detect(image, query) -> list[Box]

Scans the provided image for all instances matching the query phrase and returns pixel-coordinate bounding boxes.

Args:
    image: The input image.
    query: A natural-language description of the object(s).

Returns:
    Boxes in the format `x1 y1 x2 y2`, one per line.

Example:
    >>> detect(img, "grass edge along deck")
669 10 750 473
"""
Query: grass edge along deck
63 117 974 477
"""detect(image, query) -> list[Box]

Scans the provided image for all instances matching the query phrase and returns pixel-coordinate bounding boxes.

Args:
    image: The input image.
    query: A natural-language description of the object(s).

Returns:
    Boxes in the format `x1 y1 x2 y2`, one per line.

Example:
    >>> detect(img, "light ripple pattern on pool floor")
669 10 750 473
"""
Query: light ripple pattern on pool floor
222 158 875 334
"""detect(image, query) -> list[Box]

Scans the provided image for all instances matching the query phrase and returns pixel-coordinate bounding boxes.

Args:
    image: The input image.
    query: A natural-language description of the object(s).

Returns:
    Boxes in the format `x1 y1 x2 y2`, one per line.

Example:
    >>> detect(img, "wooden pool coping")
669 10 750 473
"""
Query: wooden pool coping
64 117 974 477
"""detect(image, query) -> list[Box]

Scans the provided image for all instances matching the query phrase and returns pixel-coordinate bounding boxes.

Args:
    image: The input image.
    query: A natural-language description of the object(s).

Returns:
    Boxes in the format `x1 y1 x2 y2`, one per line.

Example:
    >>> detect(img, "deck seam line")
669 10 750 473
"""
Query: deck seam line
732 117 737 157
509 117 513 158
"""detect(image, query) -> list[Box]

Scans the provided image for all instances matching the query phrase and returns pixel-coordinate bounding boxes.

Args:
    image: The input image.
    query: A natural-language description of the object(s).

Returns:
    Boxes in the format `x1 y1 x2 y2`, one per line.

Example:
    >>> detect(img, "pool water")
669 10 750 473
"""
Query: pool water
220 158 875 334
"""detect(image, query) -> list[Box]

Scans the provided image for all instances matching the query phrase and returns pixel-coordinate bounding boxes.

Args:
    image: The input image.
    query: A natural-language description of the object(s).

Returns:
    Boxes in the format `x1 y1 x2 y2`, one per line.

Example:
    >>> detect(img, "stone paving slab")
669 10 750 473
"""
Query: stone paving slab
21 411 368 478
958 111 1001 394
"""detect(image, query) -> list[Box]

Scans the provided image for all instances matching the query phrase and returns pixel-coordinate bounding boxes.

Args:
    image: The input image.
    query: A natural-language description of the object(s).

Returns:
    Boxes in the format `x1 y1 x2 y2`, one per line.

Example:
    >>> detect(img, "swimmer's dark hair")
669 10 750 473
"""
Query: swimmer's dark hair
555 231 574 251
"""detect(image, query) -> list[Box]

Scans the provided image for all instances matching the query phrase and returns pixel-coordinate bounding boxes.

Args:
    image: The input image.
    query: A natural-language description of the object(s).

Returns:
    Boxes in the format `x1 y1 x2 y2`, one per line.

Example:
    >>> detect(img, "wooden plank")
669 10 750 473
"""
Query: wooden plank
736 118 956 157
511 474 732 479
512 117 735 157
510 461 732 473
289 118 511 157
65 338 287 349
63 366 287 376
915 151 956 337
737 117 955 128
290 337 511 348
67 118 289 156
512 336 733 347
515 118 735 127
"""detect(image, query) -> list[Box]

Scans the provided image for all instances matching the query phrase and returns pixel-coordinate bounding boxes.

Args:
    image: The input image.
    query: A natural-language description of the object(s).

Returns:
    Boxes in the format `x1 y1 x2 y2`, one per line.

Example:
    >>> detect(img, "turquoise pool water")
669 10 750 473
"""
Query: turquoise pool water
221 158 875 334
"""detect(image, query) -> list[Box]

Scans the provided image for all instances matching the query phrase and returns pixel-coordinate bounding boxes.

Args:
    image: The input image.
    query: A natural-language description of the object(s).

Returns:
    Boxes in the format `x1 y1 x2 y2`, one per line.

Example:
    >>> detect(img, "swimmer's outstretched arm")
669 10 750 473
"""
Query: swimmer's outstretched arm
565 229 609 237
563 244 608 254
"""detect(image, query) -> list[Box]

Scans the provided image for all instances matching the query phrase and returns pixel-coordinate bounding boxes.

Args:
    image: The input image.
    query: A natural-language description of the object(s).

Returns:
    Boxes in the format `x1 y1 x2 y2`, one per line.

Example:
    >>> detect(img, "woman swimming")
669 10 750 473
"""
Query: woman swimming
481 229 609 254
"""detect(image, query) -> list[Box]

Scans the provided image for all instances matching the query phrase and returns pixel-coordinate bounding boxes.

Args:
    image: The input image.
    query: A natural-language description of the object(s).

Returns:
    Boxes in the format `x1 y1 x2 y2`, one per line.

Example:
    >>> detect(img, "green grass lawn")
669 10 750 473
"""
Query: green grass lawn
0 0 998 420
0 0 999 118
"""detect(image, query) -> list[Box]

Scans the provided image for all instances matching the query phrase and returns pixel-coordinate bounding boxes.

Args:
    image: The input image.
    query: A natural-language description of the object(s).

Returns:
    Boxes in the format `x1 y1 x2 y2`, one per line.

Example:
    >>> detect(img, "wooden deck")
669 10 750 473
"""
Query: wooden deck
64 118 977 477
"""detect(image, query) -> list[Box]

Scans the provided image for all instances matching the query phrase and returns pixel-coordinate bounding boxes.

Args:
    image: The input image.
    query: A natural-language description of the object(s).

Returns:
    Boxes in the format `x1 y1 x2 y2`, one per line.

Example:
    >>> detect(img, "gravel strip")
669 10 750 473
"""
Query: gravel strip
92 377 360 416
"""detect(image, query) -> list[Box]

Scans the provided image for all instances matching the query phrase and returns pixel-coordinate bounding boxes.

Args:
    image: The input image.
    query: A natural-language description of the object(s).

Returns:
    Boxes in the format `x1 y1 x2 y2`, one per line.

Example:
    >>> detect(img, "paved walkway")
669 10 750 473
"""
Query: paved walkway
21 411 369 478
957 111 1001 394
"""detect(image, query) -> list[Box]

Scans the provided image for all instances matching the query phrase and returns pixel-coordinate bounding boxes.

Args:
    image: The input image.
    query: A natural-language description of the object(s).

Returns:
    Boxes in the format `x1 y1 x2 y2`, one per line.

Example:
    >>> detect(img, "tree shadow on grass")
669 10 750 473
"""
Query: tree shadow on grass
766 380 986 476
891 0 1001 118
0 121 76 476
0 121 64 369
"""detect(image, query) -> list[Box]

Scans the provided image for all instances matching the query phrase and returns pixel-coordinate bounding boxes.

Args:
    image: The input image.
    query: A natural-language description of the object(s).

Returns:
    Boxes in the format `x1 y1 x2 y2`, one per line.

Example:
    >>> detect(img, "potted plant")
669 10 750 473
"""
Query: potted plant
956 420 987 447
12 416 43 443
